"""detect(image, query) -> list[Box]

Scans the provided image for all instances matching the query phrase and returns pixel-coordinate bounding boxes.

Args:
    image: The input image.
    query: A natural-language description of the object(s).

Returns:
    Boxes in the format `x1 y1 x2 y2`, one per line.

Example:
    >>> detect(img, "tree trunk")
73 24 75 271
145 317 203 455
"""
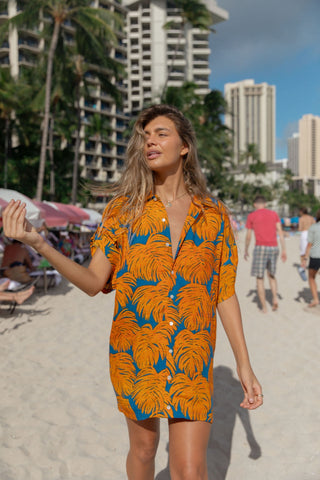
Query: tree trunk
3 116 9 189
71 82 82 204
48 113 55 200
36 20 61 201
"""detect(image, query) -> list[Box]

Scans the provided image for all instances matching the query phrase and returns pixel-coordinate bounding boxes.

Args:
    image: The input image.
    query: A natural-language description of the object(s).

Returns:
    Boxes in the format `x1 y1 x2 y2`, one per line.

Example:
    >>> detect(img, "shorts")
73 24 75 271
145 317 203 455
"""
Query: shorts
300 231 308 256
309 257 320 271
251 245 279 278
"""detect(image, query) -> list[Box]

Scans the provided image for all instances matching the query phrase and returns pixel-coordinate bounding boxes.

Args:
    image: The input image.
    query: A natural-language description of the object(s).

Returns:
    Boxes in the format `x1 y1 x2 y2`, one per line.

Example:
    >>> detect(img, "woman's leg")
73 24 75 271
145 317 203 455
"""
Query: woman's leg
308 268 319 307
168 419 211 480
125 417 160 480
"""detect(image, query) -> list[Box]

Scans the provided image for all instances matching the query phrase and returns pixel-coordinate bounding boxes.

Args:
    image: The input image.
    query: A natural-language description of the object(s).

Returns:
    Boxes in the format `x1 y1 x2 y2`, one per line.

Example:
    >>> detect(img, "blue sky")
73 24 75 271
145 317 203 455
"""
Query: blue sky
209 0 320 159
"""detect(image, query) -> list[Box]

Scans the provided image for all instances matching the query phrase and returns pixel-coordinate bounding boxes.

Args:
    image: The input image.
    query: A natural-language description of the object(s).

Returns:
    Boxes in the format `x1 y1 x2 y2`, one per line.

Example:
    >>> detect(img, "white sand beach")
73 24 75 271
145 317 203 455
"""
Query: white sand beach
0 232 319 480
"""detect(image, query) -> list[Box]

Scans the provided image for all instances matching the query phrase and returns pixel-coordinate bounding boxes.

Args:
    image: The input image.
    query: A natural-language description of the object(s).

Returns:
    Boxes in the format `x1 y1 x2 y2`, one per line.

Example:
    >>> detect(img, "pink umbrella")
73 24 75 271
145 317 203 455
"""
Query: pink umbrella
33 200 69 228
45 202 90 225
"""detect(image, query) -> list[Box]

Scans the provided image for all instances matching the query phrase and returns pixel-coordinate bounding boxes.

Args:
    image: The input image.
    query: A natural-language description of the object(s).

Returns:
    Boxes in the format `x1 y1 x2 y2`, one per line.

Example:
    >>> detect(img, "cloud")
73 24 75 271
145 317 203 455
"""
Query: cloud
210 0 320 77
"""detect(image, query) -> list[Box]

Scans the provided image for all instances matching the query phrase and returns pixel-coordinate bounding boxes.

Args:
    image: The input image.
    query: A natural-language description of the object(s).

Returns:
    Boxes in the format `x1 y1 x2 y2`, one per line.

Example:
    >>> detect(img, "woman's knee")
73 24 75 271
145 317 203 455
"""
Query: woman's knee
170 460 206 480
130 437 158 464
126 418 160 465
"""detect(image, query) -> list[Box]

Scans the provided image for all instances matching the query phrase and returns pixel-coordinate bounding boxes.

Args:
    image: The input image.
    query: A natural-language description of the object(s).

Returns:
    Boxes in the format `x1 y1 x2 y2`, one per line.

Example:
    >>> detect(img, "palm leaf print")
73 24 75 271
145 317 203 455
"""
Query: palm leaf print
177 284 213 331
132 367 172 416
132 323 173 369
192 214 223 242
170 373 211 421
117 396 137 420
133 202 167 236
129 234 172 281
173 330 211 377
175 240 215 284
110 309 139 352
114 272 137 315
132 276 179 324
110 352 136 396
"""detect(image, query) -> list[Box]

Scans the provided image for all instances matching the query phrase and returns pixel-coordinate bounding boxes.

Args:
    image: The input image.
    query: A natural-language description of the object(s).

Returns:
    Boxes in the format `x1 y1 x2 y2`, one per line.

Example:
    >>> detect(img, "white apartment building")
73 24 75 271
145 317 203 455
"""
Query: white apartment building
298 114 320 180
123 0 228 113
287 132 299 176
224 79 276 165
0 0 128 185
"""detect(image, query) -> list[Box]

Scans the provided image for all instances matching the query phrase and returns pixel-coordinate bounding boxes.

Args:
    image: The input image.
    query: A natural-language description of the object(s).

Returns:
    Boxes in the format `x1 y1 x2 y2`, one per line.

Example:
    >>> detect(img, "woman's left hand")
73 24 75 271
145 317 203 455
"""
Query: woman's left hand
237 364 263 410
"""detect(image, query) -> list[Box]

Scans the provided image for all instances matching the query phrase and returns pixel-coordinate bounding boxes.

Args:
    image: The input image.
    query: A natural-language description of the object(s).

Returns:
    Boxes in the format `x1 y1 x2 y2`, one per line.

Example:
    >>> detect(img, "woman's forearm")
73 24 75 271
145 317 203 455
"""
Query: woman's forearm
217 294 251 368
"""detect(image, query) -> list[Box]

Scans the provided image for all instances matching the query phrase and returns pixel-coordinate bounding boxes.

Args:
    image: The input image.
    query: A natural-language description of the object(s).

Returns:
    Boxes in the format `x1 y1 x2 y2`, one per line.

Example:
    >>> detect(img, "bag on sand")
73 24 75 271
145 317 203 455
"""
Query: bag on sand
4 265 32 284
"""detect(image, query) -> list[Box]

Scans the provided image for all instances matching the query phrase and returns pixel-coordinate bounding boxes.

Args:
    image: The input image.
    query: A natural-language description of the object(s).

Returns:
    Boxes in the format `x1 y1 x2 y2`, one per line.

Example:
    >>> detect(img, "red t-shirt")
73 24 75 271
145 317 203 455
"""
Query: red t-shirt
245 208 280 246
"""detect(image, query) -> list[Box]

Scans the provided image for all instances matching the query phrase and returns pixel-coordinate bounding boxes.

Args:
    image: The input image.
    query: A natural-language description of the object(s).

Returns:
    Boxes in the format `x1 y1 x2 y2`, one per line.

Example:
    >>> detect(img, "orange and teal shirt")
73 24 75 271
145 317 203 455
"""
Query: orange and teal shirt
90 195 238 423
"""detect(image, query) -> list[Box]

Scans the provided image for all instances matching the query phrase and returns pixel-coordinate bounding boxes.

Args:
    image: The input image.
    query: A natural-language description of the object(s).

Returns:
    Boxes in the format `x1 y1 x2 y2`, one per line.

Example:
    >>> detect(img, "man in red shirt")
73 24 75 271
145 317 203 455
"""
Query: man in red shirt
244 195 287 312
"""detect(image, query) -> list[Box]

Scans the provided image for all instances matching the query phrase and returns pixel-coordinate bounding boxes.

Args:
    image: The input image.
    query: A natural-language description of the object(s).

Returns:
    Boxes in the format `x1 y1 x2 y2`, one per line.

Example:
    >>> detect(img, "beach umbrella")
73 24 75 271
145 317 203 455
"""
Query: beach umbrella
81 207 102 226
0 188 43 229
45 201 90 225
33 200 69 228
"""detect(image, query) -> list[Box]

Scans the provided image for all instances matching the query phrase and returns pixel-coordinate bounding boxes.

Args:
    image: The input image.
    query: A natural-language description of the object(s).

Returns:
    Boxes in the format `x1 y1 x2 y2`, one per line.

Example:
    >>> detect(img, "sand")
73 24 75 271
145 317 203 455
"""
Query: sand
0 232 319 480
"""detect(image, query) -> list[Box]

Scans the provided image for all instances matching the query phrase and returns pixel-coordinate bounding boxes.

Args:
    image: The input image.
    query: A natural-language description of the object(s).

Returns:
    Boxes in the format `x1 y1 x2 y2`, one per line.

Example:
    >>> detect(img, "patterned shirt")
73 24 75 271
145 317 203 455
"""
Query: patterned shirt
307 222 320 258
91 195 238 423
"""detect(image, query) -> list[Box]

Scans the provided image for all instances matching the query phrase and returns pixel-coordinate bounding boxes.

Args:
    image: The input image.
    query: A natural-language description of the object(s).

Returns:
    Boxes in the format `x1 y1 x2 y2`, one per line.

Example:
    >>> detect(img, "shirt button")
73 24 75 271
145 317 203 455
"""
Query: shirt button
166 242 170 247
153 196 157 201
170 294 174 299
162 218 166 222
171 270 175 275
167 375 172 381
166 405 171 410
169 322 173 326
169 349 173 354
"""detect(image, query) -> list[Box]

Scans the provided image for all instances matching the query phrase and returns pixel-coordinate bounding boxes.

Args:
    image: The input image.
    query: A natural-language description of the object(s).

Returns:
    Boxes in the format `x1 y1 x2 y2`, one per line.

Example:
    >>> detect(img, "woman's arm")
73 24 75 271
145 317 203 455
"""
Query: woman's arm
217 293 263 410
3 200 111 296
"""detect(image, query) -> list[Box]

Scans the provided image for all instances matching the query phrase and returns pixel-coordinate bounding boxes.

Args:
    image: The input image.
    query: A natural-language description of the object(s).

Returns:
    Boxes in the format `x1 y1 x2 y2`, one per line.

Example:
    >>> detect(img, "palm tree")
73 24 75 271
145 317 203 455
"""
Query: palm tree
161 0 212 100
0 0 121 201
0 69 31 188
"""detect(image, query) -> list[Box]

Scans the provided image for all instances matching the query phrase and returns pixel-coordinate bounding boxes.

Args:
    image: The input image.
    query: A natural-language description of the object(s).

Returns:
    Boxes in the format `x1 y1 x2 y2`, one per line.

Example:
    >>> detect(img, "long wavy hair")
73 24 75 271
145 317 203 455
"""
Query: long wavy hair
100 104 211 222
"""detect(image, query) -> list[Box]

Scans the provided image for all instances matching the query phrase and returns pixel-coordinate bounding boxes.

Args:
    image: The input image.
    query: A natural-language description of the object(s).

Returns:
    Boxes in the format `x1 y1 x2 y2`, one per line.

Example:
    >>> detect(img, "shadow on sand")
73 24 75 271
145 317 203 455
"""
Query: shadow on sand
155 366 261 480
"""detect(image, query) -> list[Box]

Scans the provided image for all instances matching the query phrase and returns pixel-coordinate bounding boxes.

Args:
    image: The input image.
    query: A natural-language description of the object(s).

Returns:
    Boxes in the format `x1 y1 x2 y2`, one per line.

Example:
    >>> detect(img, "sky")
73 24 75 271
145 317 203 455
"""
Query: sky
209 0 320 160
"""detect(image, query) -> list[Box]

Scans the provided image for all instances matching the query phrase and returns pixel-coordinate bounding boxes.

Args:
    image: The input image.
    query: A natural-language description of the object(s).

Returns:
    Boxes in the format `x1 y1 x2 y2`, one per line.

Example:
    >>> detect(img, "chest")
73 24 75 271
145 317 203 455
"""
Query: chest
165 200 191 258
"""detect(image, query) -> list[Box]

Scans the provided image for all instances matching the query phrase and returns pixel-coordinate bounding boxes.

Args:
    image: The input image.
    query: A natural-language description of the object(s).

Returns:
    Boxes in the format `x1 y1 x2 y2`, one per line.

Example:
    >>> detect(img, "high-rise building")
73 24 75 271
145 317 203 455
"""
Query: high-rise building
123 0 228 113
0 0 128 184
224 79 276 165
298 114 320 180
287 133 299 176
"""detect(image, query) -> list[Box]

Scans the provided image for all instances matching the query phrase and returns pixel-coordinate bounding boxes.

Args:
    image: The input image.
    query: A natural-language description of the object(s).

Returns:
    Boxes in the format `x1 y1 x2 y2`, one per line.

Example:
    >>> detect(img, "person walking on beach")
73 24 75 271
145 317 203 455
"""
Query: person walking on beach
298 207 315 269
244 195 287 313
3 104 263 480
301 209 320 307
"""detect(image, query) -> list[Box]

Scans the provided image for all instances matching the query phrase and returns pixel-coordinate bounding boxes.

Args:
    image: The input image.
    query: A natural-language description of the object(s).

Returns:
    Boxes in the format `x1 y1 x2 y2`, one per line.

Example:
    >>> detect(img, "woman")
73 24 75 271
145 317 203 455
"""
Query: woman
302 208 320 307
3 105 263 480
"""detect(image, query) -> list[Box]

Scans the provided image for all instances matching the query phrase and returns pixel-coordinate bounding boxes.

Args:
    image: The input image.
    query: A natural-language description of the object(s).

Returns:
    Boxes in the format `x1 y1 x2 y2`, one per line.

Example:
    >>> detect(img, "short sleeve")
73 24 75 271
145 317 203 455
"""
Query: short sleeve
90 207 121 294
217 214 238 303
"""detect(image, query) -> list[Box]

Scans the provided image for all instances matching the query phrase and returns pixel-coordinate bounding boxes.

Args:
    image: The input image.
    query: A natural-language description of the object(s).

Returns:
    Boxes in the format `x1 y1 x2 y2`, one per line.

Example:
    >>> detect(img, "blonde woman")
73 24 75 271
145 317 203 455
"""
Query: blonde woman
3 105 262 480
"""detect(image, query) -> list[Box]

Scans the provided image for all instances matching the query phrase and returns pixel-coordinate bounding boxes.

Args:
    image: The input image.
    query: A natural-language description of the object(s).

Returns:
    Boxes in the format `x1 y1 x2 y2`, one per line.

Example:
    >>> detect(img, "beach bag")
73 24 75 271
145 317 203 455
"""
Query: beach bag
4 265 32 284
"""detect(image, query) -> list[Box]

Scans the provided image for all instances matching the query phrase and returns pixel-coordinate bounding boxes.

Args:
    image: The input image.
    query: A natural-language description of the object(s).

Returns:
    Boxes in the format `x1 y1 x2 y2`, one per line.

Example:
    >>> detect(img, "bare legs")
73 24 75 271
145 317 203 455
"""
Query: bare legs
308 268 319 307
125 417 160 480
0 285 35 304
168 419 211 480
125 417 211 480
256 272 278 312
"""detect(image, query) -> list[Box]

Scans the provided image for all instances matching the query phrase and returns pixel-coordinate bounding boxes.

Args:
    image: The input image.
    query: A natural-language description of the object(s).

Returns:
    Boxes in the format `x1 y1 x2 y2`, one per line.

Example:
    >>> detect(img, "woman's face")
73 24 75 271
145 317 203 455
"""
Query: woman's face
143 115 188 175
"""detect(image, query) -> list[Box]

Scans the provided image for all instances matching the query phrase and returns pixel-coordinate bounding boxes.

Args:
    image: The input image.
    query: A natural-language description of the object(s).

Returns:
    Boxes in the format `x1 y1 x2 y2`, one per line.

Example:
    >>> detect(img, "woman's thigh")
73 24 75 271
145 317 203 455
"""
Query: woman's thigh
126 417 160 456
168 419 211 479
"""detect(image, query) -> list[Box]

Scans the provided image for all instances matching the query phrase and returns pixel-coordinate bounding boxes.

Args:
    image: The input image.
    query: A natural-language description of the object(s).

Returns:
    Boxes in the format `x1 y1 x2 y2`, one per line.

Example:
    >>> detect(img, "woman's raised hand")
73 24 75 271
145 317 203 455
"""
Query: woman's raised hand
2 200 44 250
